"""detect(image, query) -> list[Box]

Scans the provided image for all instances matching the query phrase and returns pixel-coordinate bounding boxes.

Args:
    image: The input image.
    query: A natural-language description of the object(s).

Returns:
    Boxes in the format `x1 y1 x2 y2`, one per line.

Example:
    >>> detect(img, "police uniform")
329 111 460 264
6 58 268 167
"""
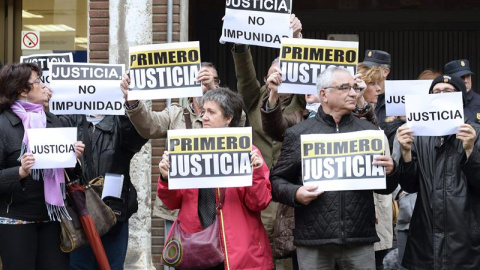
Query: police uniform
445 59 480 124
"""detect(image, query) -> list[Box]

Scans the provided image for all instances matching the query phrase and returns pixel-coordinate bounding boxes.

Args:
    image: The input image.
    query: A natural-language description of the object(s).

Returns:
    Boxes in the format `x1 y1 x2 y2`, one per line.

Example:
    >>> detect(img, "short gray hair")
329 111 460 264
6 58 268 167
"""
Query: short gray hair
316 66 351 93
200 87 244 127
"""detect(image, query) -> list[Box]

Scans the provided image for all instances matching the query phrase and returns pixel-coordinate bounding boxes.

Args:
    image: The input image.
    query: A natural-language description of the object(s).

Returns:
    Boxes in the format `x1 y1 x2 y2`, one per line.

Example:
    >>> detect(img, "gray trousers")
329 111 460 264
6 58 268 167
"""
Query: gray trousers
297 243 375 270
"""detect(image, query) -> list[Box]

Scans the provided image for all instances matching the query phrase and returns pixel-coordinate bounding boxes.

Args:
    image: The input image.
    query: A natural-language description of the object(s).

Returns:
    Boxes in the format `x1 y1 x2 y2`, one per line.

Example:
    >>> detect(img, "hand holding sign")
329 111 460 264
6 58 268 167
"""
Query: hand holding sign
250 149 263 169
159 151 170 181
121 70 137 106
372 155 395 175
295 186 324 206
290 14 302 38
396 125 414 162
19 153 35 179
456 124 477 158
74 141 85 159
197 66 217 92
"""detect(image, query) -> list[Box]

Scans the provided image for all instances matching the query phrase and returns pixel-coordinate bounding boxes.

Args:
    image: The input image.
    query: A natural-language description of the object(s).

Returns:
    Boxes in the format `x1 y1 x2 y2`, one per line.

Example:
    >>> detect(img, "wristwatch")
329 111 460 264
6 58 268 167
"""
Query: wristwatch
354 101 371 115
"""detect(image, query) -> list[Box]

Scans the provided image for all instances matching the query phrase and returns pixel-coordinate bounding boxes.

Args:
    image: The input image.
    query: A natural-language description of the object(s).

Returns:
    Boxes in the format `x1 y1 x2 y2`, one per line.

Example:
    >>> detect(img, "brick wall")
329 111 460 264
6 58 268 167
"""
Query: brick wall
151 0 182 269
89 0 109 64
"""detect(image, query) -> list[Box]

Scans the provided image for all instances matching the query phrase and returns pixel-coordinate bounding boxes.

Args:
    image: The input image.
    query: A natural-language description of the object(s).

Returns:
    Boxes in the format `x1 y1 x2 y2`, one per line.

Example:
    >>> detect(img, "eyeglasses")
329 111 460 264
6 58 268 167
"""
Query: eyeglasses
28 78 43 86
213 77 221 85
325 83 363 93
432 88 456 94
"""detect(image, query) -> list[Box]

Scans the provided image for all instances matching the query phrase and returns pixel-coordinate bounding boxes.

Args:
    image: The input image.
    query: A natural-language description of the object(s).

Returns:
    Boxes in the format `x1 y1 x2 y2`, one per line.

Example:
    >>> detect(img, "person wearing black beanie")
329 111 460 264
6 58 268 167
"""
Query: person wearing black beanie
393 75 480 269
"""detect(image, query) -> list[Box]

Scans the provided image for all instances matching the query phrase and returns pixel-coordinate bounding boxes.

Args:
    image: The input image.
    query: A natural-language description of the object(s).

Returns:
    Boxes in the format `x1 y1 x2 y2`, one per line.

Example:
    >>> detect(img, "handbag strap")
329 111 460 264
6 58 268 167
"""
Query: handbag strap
82 117 95 183
183 107 192 129
216 188 226 210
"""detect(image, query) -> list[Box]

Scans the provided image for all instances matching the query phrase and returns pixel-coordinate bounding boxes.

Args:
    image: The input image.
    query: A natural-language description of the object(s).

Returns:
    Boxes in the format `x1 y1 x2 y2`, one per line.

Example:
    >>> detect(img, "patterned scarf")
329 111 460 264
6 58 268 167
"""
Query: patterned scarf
11 100 69 221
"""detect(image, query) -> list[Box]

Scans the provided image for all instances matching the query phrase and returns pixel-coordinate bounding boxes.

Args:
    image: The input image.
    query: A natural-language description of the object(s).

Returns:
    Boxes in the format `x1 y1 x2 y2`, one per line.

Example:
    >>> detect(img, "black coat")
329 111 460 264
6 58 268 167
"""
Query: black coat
0 109 64 221
271 107 399 246
464 90 480 124
398 125 480 270
59 115 148 219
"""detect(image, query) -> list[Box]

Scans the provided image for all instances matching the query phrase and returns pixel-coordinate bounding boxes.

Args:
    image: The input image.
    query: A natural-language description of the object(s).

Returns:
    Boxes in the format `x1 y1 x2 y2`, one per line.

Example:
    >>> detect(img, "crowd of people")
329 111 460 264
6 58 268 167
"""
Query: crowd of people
1 14 480 270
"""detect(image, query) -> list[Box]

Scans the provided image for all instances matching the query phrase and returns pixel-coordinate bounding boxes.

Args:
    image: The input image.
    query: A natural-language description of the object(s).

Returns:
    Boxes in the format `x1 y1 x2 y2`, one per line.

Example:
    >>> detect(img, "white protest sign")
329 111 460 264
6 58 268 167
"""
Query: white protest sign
167 127 253 189
49 63 125 115
278 38 358 95
405 92 464 136
27 127 77 169
220 0 292 48
128 42 202 100
20 53 73 85
385 80 432 116
301 130 385 192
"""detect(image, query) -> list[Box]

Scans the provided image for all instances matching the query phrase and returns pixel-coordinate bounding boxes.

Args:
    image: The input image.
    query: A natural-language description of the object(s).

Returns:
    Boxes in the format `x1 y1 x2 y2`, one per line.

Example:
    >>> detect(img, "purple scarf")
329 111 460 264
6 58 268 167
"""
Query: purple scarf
11 101 69 221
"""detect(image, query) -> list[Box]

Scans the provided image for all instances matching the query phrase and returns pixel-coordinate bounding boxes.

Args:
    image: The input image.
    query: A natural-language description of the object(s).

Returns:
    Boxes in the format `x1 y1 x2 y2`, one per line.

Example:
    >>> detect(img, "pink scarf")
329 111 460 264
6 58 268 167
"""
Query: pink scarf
11 100 69 221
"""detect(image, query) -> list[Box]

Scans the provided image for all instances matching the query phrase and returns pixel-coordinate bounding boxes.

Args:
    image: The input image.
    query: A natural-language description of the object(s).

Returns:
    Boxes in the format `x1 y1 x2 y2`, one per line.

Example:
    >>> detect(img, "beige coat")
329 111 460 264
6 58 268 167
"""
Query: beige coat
374 193 393 251
127 101 203 220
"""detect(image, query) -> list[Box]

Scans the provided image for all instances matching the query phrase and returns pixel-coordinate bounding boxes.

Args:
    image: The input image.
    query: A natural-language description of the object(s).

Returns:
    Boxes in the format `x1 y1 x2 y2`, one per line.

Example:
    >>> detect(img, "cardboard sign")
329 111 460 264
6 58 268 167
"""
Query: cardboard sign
278 38 358 95
167 127 253 189
405 92 464 136
385 80 432 116
301 130 385 191
49 63 125 115
220 0 292 48
128 42 202 100
20 53 73 85
27 127 77 169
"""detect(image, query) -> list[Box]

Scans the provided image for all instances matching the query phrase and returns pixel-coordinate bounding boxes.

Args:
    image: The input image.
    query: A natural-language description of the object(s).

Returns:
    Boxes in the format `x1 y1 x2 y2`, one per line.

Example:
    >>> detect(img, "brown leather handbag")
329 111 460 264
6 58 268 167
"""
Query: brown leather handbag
60 174 117 253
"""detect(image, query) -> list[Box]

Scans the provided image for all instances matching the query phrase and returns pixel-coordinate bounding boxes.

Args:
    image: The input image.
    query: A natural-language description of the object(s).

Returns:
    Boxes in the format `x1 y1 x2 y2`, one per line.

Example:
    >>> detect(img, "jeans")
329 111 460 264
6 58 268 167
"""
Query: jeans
70 220 129 270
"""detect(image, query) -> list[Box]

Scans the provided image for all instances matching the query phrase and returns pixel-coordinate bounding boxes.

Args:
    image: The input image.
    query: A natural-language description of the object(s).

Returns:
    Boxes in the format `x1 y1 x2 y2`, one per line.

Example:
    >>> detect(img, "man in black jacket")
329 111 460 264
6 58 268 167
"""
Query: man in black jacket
271 67 398 270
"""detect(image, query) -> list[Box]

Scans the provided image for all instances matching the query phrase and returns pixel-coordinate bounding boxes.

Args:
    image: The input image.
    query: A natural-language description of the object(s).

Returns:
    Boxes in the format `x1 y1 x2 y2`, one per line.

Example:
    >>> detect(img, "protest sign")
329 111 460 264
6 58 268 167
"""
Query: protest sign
20 53 73 85
27 127 77 169
301 130 385 191
278 38 358 95
167 127 253 189
220 0 292 48
49 63 125 115
385 80 432 116
405 92 464 136
128 42 202 100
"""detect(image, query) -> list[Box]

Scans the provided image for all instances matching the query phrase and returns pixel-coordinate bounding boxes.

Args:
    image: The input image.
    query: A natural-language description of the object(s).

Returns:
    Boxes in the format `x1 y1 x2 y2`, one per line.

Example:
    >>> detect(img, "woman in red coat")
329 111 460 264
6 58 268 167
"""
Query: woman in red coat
158 88 274 270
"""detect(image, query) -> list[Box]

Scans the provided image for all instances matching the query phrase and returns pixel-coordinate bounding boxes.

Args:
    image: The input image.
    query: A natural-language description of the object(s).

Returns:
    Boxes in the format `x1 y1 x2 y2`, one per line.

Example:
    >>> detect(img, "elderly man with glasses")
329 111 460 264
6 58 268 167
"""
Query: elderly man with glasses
271 67 399 270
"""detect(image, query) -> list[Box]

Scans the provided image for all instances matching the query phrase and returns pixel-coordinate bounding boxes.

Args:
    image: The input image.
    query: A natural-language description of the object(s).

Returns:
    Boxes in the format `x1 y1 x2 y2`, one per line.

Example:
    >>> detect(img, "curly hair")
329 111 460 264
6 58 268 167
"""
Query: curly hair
357 63 382 84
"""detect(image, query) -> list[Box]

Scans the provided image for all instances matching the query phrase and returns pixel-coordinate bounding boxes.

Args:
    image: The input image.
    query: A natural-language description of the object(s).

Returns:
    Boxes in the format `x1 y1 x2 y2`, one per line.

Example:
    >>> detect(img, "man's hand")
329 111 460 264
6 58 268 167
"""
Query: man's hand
295 186 324 206
373 155 395 175
290 14 302 38
266 67 282 108
457 124 477 158
120 70 138 106
197 67 217 92
396 126 414 162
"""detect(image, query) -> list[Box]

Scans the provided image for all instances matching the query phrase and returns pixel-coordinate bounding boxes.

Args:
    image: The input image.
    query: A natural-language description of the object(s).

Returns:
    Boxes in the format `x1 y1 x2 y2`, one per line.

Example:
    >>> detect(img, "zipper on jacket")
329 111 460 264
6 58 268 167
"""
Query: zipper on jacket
6 194 13 213
336 124 339 133
217 188 230 270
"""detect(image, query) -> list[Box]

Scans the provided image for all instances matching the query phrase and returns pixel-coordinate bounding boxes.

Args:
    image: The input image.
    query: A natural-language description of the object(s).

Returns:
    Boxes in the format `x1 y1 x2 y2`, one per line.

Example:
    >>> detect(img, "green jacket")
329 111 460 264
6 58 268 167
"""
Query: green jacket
233 45 305 168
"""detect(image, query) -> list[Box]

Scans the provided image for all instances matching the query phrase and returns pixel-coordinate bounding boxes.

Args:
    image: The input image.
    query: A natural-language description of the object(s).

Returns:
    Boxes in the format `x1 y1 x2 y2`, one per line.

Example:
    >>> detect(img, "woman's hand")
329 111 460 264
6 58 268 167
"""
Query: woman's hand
353 73 367 107
19 153 35 179
159 151 170 180
250 149 263 169
74 141 85 159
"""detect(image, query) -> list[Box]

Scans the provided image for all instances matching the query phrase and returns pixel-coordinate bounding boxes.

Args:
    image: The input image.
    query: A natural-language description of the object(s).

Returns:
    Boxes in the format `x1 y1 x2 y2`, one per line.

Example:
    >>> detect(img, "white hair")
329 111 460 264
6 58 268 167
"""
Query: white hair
316 67 351 93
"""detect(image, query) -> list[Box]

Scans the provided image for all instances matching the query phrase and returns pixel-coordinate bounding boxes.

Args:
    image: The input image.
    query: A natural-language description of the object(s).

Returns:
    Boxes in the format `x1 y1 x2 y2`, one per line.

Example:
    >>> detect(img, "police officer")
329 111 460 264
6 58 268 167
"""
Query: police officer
444 59 480 124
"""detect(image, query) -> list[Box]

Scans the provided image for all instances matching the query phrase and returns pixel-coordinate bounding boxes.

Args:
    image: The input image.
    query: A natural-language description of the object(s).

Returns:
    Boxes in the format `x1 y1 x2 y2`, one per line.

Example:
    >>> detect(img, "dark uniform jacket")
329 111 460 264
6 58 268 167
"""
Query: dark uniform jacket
271 107 399 246
464 90 480 124
398 124 480 270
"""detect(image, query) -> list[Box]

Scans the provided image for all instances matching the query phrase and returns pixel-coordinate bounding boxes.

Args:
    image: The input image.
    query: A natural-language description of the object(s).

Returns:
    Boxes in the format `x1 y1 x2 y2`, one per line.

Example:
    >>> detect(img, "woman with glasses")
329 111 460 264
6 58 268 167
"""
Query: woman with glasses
158 88 274 270
0 63 84 270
